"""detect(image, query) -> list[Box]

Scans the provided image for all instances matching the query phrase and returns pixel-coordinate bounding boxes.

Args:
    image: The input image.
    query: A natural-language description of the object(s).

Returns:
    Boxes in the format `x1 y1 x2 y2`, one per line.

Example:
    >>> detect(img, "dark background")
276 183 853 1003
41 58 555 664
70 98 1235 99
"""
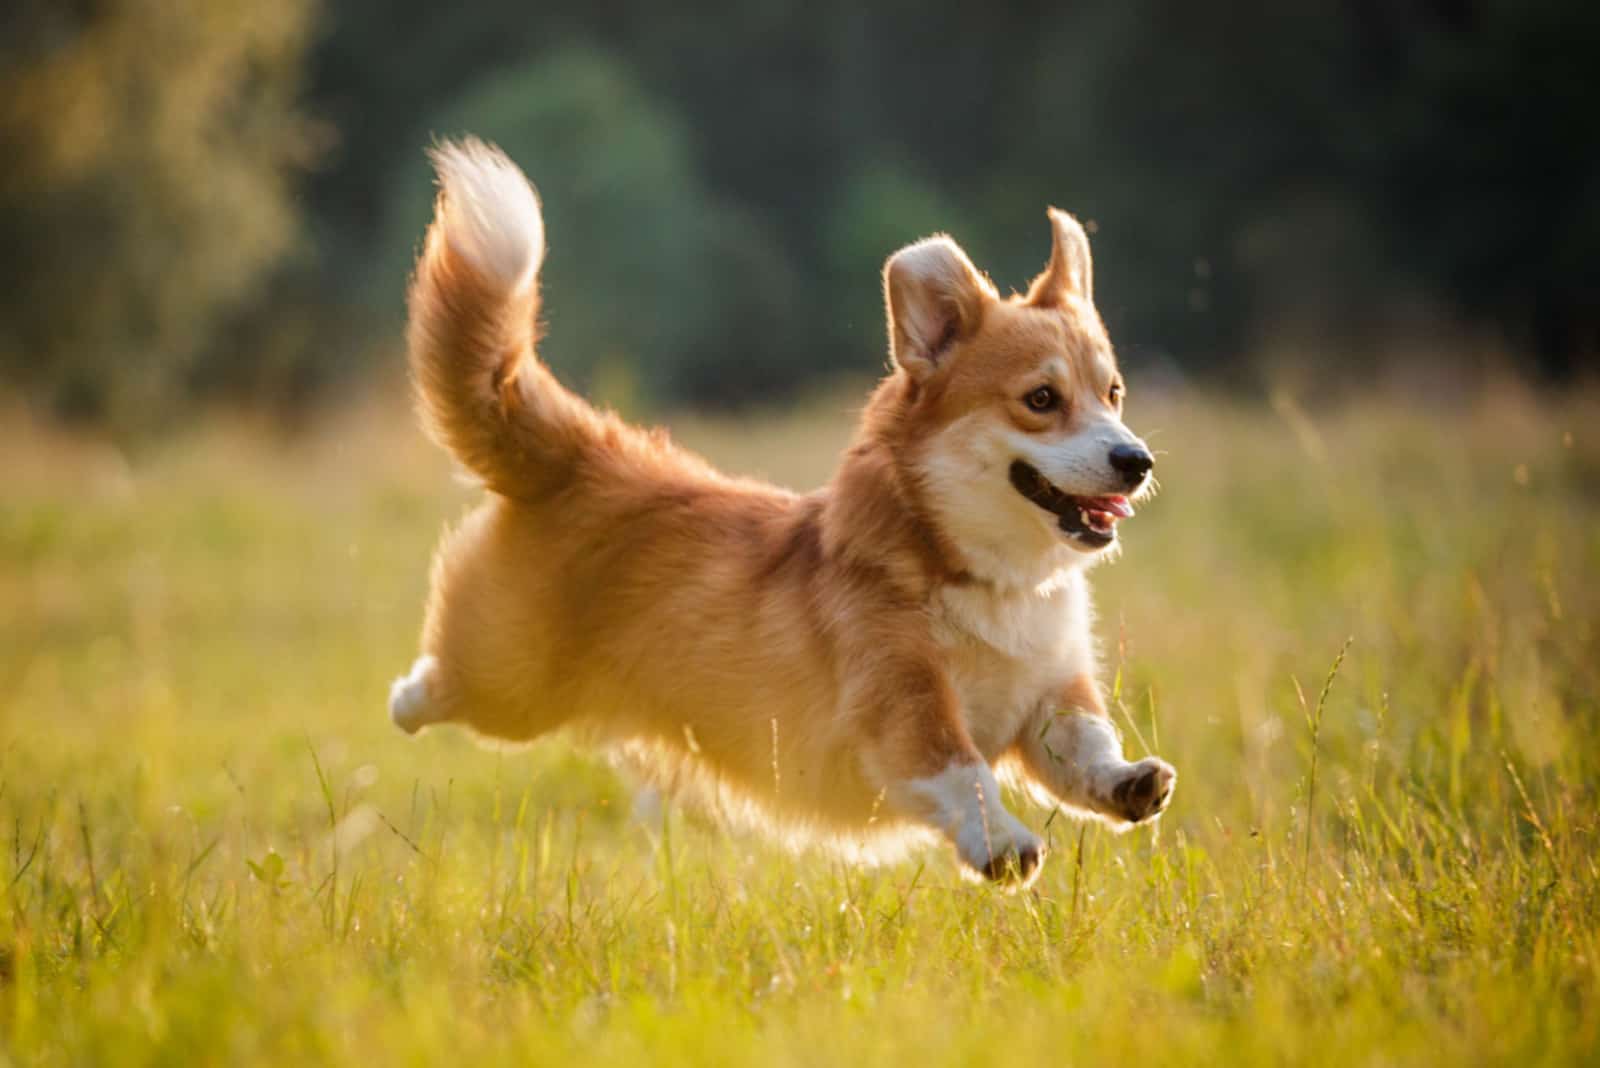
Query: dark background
2 0 1596 431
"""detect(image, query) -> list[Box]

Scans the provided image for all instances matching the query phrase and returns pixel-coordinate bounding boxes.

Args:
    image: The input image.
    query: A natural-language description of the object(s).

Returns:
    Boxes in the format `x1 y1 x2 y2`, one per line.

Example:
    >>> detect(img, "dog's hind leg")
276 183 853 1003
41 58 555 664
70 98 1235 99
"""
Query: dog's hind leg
389 654 447 735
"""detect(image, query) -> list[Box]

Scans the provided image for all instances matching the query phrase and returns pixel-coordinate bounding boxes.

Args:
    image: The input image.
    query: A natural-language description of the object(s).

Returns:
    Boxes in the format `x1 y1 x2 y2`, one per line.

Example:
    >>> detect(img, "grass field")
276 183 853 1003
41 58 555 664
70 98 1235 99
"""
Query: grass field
2 381 1598 1065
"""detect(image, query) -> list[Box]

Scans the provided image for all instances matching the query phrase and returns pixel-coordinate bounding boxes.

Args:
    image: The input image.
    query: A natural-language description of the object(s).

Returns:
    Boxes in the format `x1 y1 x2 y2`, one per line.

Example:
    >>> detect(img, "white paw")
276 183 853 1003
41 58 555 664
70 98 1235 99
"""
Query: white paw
1099 757 1176 824
909 762 1046 884
388 655 441 734
956 810 1045 884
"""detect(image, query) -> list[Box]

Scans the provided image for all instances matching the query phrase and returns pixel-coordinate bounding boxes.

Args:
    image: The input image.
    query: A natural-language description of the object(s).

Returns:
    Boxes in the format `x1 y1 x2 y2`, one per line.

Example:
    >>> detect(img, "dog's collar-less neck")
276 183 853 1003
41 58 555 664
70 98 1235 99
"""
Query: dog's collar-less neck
911 513 985 590
891 456 990 592
902 475 1089 597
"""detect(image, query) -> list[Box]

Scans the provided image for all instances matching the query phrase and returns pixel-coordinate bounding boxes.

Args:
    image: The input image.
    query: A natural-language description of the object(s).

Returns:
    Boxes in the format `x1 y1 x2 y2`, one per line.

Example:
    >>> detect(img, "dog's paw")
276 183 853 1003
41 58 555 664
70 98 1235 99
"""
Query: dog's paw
1106 757 1176 824
907 762 1046 886
389 655 441 735
958 817 1045 886
979 835 1045 884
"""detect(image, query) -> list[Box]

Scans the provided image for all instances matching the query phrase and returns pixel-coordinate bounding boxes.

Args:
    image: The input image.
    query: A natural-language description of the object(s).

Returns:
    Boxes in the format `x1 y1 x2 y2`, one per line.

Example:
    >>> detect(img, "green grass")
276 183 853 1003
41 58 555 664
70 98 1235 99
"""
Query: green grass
2 383 1598 1065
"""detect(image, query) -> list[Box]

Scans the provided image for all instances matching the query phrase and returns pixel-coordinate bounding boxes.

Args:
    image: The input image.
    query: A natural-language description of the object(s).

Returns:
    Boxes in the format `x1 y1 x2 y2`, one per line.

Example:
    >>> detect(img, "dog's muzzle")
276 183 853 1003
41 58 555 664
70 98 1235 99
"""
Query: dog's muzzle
1008 460 1134 549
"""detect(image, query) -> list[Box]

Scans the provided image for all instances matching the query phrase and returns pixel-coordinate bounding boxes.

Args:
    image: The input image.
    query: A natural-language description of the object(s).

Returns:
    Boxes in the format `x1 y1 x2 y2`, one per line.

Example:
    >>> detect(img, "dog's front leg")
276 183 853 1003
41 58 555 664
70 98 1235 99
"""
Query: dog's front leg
1016 675 1176 827
854 662 1043 883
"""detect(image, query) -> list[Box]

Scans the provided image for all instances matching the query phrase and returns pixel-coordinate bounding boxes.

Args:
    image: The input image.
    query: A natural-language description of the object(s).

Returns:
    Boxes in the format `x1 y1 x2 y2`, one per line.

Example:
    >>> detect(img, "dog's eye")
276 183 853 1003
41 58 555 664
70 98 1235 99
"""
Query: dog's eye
1024 385 1060 413
1109 382 1124 405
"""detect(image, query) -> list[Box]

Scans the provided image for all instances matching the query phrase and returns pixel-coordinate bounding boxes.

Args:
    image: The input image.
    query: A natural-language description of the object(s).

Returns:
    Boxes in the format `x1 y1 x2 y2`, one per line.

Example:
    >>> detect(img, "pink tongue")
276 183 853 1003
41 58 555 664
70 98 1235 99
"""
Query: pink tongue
1080 495 1134 518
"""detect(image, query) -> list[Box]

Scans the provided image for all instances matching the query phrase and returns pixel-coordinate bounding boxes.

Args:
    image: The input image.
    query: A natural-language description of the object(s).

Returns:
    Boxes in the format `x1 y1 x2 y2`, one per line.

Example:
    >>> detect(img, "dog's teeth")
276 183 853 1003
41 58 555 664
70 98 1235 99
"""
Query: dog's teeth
1079 508 1116 535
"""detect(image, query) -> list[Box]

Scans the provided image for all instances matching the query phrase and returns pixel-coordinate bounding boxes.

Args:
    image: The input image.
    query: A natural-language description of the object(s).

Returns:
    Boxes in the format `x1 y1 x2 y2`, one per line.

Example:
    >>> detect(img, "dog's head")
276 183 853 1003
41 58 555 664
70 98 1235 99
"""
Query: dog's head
883 211 1153 585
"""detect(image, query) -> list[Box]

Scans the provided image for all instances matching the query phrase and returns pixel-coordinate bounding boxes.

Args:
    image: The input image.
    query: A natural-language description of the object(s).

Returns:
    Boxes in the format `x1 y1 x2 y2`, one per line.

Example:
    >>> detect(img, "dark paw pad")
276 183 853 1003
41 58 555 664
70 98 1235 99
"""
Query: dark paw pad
981 841 1044 884
1111 761 1176 823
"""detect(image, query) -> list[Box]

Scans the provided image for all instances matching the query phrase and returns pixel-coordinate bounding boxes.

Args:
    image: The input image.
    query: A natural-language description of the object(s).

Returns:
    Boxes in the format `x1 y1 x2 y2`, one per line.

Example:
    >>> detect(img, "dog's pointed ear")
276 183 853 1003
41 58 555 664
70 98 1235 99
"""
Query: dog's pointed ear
1026 208 1093 308
884 236 994 382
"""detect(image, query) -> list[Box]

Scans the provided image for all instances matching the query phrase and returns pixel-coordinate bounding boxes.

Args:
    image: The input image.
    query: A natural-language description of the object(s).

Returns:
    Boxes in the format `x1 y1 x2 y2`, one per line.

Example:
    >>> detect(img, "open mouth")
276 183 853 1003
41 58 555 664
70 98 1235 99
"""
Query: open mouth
1008 460 1134 549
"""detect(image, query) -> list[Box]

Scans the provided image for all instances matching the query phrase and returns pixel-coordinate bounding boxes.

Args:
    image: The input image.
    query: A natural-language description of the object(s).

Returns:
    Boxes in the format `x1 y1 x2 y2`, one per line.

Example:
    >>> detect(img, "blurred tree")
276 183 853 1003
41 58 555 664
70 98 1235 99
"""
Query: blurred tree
1367 0 1600 373
308 0 1599 397
0 0 317 427
3 0 1596 427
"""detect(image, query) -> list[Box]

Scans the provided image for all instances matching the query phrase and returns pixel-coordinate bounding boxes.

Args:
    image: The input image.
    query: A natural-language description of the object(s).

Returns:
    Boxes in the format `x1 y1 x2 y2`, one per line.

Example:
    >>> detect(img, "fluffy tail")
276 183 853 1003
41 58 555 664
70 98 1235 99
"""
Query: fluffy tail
407 138 596 498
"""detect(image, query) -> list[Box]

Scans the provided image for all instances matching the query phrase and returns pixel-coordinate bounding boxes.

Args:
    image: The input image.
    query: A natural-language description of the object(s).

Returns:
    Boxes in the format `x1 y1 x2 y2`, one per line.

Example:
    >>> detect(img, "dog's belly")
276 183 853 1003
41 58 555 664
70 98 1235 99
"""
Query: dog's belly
933 571 1094 759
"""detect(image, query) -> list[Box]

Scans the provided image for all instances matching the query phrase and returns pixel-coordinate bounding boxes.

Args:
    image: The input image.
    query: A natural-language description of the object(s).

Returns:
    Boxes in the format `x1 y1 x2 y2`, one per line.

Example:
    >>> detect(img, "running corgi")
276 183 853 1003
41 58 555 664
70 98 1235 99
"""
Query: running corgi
390 139 1174 883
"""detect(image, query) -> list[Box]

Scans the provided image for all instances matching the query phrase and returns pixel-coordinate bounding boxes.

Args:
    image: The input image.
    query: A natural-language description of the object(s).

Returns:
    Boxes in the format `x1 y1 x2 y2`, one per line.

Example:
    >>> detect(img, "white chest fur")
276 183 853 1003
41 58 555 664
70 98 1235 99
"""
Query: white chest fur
932 568 1096 757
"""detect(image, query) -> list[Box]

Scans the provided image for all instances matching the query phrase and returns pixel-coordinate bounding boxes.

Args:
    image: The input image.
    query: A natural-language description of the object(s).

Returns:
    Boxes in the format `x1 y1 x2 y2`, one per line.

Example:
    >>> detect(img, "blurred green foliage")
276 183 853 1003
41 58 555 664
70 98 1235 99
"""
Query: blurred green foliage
2 0 1597 428
0 0 317 426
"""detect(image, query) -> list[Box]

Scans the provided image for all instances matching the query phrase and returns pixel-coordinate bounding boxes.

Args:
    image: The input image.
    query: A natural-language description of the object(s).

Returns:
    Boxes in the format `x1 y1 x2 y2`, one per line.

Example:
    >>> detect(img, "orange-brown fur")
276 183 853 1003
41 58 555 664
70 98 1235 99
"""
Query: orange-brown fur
392 140 1175 882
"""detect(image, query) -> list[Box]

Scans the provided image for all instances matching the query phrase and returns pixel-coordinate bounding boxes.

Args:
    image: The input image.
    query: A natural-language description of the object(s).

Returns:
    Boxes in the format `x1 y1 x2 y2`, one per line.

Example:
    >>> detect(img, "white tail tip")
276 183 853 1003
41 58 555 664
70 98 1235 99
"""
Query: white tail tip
428 137 544 293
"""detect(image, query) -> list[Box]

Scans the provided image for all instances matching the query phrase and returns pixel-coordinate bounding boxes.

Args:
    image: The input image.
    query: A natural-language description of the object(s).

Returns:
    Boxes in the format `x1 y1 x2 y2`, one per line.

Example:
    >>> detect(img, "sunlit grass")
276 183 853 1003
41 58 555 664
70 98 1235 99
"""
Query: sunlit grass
2 383 1597 1064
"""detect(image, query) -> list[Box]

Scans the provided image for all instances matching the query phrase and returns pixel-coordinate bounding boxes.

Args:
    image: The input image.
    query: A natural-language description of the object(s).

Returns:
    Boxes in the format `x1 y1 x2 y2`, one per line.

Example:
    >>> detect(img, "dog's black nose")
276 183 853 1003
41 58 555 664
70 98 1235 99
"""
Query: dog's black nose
1109 444 1154 486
